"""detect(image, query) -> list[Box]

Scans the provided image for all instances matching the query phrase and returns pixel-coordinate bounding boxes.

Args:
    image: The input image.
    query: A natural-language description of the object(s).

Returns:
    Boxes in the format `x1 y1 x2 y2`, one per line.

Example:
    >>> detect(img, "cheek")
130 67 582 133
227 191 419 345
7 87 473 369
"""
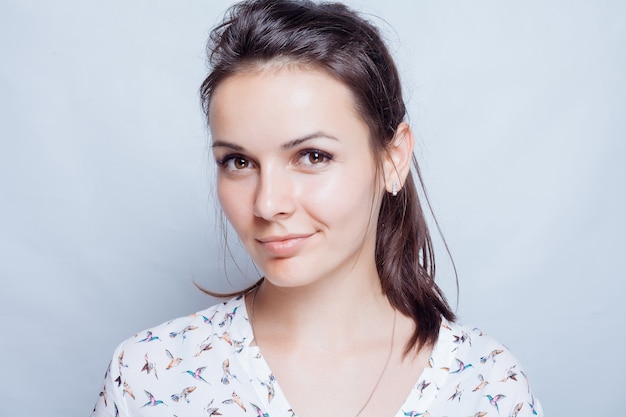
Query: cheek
216 178 251 230
298 169 379 224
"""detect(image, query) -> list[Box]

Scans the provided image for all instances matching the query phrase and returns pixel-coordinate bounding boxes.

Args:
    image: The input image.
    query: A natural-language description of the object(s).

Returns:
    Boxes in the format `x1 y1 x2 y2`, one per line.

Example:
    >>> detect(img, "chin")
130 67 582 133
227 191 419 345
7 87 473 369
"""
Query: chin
258 261 322 289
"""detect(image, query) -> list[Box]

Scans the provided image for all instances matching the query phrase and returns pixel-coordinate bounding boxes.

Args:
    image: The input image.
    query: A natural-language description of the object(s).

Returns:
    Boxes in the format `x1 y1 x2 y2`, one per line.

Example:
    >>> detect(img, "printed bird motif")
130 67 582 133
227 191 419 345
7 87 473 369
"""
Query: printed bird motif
448 358 474 374
529 395 539 415
195 342 213 357
472 327 485 336
480 348 504 364
485 394 506 414
501 365 518 382
205 399 222 416
403 411 429 417
141 353 158 379
165 349 183 369
472 374 489 392
415 380 430 398
231 337 246 353
99 385 107 406
217 331 246 352
170 386 196 403
250 402 269 417
510 402 524 417
118 351 128 368
452 331 471 347
202 310 219 325
141 390 166 408
448 383 462 402
221 358 239 384
259 374 276 403
184 367 210 384
222 391 246 412
169 325 198 340
452 331 472 352
123 381 135 400
136 331 161 343
219 307 239 327
219 331 233 345
91 300 542 417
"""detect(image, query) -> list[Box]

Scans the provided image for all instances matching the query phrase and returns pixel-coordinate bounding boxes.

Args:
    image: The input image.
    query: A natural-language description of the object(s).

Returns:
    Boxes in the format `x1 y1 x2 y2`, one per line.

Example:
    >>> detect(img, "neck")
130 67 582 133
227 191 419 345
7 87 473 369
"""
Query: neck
249 269 395 349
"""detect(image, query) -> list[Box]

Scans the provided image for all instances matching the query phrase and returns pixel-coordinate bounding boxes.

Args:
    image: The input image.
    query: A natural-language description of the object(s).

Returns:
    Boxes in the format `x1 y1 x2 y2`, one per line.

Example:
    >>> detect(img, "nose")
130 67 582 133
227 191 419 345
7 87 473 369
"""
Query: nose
253 166 295 220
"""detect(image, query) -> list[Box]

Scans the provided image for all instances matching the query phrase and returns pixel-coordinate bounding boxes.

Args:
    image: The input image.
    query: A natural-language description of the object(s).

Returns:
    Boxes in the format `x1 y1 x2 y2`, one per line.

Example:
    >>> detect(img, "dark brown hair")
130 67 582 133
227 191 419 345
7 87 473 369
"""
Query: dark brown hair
199 0 455 350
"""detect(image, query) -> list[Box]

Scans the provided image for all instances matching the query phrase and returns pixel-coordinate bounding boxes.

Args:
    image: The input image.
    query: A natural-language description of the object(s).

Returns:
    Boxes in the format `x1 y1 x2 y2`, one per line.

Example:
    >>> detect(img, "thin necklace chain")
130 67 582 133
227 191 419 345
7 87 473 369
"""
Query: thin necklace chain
354 307 396 417
248 284 397 417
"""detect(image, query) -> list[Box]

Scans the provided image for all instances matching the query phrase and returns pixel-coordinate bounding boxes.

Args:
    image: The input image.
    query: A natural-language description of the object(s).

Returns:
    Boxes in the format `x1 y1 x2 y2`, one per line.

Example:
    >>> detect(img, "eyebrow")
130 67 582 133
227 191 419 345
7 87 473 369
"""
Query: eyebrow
211 140 244 151
211 131 338 151
281 132 338 149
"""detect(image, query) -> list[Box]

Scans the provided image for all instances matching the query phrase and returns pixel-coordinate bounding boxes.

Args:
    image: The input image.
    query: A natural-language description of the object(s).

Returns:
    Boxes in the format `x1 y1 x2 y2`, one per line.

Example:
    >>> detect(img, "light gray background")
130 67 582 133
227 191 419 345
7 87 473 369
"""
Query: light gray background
1 1 624 416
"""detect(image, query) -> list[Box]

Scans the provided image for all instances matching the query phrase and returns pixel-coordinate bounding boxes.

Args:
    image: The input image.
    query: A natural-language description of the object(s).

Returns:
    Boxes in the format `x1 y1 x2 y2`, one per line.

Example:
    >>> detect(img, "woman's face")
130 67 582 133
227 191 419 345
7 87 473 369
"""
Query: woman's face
209 66 384 288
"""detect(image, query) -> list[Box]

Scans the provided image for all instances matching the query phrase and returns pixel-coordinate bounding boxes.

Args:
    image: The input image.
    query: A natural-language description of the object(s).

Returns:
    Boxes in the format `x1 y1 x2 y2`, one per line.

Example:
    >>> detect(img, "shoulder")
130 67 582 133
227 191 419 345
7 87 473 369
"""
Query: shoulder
439 320 513 366
111 296 248 371
430 320 543 416
92 296 256 416
124 296 241 340
440 316 524 374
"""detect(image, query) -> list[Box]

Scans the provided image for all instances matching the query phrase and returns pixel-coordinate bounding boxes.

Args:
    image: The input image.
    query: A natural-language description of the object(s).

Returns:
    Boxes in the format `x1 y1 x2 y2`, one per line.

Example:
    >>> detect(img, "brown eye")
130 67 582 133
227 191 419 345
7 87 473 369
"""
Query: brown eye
308 151 323 164
233 157 249 169
219 155 253 172
299 150 332 167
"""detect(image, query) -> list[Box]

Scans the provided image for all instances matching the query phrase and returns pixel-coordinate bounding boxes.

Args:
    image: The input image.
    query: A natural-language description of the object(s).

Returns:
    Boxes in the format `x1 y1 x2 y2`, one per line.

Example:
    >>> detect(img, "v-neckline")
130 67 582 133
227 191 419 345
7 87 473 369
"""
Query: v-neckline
235 298 454 417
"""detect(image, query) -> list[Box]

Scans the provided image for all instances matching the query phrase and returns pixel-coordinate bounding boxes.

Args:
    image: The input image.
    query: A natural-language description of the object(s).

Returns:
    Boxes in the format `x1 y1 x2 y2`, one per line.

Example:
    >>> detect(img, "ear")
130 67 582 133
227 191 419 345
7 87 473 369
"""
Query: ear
382 122 414 195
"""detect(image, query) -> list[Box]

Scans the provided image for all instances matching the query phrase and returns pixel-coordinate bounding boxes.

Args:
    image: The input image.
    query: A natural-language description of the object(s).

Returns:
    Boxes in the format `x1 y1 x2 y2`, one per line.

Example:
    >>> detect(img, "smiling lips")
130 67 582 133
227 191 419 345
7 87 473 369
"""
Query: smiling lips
256 233 315 257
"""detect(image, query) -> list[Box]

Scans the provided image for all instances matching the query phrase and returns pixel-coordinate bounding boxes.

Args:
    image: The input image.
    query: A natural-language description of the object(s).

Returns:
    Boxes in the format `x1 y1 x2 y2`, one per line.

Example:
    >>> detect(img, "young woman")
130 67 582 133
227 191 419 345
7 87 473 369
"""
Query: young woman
91 1 542 416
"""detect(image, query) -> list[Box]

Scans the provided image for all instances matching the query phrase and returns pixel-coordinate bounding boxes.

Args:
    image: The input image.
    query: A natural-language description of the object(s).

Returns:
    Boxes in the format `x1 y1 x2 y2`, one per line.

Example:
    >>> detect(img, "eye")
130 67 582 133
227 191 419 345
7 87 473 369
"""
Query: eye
298 149 332 167
217 154 254 172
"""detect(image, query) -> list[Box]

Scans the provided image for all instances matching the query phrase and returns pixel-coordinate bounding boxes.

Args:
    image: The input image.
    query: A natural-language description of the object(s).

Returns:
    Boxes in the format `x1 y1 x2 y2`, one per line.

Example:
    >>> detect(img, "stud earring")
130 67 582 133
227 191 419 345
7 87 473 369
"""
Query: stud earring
392 181 398 197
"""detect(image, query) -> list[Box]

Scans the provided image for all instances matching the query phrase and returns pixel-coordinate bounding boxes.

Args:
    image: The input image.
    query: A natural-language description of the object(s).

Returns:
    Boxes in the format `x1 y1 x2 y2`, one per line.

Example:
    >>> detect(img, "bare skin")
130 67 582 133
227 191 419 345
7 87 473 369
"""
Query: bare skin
210 65 426 417
246 282 432 417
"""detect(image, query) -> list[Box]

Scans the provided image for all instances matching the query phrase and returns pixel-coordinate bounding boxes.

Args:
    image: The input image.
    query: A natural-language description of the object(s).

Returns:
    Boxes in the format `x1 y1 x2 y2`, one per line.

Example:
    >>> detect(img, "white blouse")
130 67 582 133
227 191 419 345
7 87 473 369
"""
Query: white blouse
91 295 543 417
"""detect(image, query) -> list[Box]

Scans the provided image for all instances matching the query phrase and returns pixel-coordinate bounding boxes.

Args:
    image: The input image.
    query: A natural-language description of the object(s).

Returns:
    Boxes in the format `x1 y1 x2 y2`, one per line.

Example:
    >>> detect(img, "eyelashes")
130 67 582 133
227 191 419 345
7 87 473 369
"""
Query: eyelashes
216 154 251 170
298 149 333 166
216 149 333 172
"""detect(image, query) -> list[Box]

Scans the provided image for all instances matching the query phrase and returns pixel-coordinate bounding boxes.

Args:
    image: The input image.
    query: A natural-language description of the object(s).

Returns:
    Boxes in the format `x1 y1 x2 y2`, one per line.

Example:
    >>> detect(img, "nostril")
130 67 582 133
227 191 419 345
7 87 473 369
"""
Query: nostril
253 173 294 220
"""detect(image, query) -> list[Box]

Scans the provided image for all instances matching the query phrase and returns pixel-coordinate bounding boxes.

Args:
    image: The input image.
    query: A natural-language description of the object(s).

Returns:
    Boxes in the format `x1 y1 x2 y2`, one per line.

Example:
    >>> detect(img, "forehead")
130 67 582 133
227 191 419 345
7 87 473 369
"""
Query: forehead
208 65 370 147
209 62 356 113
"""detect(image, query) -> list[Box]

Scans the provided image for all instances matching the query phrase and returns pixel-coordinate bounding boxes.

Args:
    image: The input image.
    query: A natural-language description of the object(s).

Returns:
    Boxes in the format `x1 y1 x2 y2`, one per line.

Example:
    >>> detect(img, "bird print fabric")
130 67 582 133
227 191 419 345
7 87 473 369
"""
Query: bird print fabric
91 296 543 417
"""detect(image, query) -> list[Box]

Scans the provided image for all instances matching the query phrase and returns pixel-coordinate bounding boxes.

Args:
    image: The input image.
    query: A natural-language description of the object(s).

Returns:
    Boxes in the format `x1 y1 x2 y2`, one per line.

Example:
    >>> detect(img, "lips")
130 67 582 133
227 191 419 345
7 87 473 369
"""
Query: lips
256 233 315 257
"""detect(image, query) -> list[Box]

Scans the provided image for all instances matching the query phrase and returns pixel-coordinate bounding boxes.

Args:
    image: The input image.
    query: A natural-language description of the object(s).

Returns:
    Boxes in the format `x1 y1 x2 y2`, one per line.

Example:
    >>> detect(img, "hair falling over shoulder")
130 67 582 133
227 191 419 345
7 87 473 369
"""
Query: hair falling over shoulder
198 0 456 352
